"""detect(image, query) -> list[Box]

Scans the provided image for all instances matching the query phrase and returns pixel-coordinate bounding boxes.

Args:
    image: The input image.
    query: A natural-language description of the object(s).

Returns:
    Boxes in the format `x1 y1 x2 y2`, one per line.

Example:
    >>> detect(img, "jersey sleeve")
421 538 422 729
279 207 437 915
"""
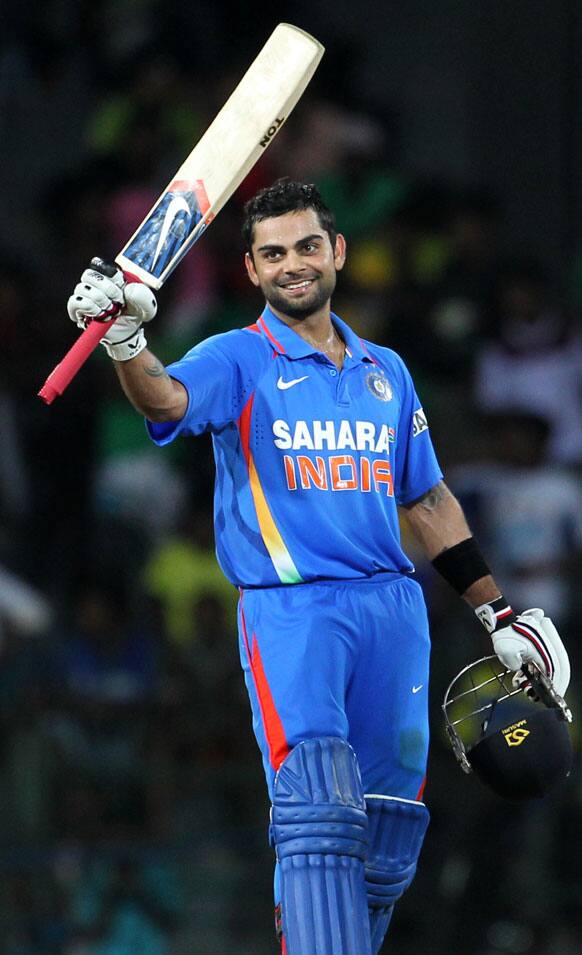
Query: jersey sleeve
146 330 262 445
392 356 443 505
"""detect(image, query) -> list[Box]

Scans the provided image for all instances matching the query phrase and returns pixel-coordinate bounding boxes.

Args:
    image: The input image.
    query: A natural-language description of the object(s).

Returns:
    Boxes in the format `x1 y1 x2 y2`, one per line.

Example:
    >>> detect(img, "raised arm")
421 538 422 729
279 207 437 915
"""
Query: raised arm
112 350 187 422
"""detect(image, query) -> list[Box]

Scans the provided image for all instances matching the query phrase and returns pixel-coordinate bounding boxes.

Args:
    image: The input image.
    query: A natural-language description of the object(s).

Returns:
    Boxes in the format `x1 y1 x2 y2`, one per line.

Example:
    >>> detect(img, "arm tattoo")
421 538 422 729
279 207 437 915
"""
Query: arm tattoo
415 481 449 512
143 358 169 379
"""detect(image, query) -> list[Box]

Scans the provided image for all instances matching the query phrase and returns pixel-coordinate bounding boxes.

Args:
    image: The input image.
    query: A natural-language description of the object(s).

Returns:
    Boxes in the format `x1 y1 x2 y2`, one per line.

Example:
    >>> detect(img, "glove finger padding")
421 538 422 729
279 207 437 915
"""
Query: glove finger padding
67 266 157 327
68 287 120 327
66 260 158 361
67 268 124 326
519 610 570 698
80 267 125 301
493 608 570 698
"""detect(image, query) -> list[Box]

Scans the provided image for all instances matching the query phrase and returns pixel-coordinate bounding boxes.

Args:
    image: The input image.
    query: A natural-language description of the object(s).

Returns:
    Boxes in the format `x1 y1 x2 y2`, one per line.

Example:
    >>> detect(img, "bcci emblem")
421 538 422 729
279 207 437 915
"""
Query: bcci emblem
366 371 392 402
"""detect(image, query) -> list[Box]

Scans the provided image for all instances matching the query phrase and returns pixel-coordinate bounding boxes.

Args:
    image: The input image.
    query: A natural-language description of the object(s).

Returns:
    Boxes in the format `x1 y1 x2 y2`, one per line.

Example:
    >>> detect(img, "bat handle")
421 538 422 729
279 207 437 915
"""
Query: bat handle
38 316 118 405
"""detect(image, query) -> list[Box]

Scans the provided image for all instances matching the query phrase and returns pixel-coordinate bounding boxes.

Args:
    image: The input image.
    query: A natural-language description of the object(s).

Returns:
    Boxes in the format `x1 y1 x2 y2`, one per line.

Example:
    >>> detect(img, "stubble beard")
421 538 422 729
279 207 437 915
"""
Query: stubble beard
264 271 337 320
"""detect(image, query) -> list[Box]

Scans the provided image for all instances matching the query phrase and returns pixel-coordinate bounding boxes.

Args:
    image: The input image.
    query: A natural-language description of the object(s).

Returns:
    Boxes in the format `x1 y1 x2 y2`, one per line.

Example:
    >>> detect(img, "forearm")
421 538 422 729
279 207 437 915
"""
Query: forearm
403 481 501 606
461 575 502 608
403 482 471 558
112 348 188 422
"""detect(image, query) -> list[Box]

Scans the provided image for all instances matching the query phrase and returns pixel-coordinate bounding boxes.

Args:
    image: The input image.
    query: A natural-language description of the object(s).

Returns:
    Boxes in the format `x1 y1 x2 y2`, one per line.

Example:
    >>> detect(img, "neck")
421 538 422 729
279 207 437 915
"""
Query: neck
268 303 345 369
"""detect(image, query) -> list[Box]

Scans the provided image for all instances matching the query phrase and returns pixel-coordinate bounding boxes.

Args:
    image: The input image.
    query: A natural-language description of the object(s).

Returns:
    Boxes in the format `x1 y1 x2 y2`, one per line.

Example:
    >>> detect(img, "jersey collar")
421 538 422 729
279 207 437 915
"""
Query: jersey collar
257 305 374 364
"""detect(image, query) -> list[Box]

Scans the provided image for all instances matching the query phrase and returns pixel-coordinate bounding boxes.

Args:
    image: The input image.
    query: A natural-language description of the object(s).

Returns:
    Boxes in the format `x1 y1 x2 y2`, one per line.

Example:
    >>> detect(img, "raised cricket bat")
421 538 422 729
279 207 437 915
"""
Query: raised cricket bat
38 23 324 404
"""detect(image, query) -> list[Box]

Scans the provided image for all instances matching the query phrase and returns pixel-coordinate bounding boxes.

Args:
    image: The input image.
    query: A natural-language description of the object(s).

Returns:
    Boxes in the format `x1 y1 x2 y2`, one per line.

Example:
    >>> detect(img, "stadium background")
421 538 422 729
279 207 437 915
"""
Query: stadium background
1 1 581 952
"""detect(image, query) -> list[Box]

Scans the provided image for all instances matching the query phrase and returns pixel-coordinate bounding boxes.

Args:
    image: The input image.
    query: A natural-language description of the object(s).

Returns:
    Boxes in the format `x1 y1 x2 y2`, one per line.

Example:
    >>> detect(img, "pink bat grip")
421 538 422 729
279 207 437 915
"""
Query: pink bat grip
38 318 116 405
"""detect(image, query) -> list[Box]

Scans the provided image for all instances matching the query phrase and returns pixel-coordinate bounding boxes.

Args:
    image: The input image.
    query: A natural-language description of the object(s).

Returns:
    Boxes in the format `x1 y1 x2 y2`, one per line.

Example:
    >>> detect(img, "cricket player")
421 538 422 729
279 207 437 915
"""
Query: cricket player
68 179 570 954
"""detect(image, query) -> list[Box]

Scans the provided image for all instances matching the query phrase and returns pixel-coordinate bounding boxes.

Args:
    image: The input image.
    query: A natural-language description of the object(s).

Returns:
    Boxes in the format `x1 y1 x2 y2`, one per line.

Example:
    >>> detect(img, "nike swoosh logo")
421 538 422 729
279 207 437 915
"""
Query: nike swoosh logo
412 685 424 694
277 375 309 390
152 195 191 267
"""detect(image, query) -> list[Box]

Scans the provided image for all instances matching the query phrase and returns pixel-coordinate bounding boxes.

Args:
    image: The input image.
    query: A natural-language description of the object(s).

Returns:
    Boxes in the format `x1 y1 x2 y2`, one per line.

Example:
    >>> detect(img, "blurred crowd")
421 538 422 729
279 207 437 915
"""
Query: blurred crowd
1 3 582 954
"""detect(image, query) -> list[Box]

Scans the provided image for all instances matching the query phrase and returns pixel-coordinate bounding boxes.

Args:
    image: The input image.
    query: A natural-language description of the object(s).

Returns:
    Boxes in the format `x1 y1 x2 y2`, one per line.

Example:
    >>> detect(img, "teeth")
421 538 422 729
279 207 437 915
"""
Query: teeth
284 280 312 290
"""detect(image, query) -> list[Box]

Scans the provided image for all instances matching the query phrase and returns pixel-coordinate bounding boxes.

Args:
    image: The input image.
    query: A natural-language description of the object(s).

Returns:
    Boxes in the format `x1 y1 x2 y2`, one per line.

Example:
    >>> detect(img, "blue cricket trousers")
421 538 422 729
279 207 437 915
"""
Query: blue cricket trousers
238 572 430 801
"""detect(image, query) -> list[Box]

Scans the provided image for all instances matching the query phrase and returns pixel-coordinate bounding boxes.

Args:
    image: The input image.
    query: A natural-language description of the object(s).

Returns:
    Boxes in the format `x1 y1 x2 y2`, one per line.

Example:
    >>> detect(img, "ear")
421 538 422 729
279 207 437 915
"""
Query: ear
245 251 260 287
333 233 347 272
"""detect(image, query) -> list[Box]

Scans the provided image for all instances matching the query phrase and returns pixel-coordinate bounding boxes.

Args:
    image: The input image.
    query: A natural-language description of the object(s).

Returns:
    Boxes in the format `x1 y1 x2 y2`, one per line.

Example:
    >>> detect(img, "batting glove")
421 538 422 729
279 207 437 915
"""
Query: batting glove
475 598 570 698
67 258 157 361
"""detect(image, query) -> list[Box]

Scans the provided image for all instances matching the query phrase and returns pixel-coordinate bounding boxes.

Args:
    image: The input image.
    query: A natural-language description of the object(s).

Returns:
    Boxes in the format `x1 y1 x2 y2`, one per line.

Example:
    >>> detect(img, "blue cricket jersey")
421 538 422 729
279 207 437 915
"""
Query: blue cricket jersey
147 306 443 588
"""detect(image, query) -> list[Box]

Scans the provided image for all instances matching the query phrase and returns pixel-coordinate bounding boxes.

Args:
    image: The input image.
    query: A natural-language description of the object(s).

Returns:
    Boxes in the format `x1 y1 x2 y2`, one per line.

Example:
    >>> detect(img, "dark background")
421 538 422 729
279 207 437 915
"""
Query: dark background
0 2 581 953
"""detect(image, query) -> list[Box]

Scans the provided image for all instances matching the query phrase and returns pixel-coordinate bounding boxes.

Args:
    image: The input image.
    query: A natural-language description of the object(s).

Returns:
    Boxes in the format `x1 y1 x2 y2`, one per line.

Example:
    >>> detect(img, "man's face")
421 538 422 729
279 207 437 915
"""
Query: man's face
245 209 346 320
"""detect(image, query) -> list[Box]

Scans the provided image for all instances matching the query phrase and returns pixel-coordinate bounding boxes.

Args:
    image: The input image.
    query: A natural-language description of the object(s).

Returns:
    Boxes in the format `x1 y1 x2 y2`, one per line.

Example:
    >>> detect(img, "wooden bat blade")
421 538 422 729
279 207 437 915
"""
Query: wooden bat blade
116 23 324 289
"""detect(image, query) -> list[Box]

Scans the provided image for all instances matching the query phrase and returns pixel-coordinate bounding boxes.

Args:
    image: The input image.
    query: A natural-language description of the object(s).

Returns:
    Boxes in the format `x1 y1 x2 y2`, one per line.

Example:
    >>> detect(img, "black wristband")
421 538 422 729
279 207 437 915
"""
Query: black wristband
431 537 491 595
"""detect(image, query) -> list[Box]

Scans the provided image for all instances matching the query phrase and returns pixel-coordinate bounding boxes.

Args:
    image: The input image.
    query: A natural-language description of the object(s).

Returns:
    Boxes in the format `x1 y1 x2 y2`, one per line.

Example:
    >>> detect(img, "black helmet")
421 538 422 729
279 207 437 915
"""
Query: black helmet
443 656 573 801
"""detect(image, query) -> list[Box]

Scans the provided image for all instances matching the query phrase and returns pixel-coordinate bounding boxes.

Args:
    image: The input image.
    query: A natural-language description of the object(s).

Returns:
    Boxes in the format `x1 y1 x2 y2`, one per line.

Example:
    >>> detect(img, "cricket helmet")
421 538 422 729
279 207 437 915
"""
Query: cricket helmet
443 656 573 801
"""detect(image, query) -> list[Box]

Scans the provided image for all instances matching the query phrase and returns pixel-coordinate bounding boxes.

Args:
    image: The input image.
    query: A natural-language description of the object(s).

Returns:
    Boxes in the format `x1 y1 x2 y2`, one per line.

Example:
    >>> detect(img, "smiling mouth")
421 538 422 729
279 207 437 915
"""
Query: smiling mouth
279 279 315 291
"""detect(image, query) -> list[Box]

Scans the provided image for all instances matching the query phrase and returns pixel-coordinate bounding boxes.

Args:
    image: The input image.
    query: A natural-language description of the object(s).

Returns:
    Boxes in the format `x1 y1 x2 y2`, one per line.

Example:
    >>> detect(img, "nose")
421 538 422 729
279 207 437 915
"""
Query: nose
283 250 306 274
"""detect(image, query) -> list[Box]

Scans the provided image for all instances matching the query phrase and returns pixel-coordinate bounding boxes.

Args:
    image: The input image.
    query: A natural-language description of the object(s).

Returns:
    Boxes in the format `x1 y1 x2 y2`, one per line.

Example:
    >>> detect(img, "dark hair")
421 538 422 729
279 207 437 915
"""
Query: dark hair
242 177 337 253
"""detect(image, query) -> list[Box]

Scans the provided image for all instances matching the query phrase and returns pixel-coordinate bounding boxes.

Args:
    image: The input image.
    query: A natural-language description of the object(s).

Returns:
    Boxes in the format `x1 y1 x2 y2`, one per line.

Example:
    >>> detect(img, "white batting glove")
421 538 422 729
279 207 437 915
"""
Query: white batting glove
67 258 157 361
475 598 570 698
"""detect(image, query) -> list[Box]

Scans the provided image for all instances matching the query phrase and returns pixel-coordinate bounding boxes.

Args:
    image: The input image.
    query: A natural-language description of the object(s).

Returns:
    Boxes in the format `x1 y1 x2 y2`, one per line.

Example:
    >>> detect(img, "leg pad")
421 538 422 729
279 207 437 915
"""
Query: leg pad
365 795 430 953
270 737 372 955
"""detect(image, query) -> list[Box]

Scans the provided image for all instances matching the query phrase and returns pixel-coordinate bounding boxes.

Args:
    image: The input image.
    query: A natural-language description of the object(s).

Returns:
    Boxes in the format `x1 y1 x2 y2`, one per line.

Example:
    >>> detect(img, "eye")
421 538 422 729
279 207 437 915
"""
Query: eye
303 242 319 254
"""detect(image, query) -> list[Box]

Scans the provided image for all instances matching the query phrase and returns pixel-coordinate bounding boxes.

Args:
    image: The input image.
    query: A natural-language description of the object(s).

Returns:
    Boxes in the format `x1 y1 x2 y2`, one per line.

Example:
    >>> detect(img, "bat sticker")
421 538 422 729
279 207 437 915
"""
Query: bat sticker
122 179 212 279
